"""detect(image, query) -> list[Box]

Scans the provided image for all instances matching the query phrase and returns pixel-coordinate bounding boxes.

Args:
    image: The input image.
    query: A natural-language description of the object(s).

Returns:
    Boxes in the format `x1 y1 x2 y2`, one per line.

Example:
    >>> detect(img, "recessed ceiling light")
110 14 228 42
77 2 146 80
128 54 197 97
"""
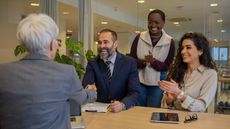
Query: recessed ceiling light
221 30 226 33
137 0 145 4
101 21 108 25
135 31 140 33
210 3 218 7
214 39 218 42
217 19 223 23
63 12 69 15
176 5 184 10
95 41 98 45
30 3 39 7
149 9 155 11
67 30 73 33
173 22 179 25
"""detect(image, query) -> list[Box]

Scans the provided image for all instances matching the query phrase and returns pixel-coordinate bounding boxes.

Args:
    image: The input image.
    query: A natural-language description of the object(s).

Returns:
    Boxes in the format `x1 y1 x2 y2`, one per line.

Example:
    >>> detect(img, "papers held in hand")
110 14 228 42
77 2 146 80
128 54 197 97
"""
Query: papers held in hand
150 112 179 124
81 102 110 113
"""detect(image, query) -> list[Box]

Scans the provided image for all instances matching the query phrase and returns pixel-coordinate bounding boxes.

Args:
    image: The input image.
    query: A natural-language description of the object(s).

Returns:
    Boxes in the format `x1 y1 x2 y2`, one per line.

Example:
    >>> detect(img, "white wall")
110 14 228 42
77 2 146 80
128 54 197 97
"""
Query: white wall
117 32 136 54
0 1 23 63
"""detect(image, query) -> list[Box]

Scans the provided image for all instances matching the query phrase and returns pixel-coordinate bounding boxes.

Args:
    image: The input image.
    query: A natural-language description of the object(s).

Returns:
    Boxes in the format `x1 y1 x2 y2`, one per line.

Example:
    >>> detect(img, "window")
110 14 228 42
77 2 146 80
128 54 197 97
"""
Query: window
211 47 228 66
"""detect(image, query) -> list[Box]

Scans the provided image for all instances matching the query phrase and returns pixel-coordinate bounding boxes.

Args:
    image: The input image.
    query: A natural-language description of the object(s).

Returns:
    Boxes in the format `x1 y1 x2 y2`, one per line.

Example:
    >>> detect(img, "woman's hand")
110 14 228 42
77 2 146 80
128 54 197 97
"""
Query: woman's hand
144 55 156 64
159 79 181 96
159 79 182 105
137 59 147 68
165 92 176 105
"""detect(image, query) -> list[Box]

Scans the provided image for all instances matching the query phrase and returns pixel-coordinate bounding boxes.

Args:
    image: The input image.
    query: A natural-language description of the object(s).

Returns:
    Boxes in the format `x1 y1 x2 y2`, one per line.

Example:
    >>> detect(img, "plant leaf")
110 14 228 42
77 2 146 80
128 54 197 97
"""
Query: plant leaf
14 45 26 56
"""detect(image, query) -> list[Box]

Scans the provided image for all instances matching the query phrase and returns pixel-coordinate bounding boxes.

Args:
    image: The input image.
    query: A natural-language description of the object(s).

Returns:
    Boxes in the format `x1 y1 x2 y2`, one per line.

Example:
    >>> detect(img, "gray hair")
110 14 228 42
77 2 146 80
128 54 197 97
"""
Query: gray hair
16 13 59 54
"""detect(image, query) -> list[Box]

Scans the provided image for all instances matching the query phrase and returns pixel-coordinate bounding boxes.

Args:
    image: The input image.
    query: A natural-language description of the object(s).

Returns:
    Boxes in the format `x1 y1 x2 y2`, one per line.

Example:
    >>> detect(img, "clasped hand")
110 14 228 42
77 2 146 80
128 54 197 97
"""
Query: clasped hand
85 83 97 91
159 79 181 97
144 54 155 64
108 100 124 113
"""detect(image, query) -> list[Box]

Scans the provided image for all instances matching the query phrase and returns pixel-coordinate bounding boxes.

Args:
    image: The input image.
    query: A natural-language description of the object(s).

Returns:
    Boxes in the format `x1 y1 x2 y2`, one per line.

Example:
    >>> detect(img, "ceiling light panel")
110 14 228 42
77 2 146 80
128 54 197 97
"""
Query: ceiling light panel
137 0 145 4
63 12 70 15
210 3 218 7
30 3 39 7
217 19 223 23
101 21 108 25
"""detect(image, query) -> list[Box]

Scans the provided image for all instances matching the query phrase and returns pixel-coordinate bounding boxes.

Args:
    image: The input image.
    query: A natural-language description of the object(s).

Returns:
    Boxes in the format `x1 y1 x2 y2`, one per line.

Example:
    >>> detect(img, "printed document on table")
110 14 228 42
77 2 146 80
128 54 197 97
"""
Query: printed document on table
81 102 110 113
71 116 85 129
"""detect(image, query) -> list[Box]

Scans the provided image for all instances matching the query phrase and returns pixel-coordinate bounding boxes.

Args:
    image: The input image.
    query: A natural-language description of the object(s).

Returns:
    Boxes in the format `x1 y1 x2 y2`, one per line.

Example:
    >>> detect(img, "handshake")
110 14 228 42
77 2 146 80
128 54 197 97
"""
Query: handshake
85 83 97 91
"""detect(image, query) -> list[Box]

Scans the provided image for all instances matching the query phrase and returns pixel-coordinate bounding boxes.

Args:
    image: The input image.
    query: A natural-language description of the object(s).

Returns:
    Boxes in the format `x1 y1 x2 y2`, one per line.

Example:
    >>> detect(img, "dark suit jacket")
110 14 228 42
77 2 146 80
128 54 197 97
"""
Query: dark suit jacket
82 52 141 108
0 54 97 129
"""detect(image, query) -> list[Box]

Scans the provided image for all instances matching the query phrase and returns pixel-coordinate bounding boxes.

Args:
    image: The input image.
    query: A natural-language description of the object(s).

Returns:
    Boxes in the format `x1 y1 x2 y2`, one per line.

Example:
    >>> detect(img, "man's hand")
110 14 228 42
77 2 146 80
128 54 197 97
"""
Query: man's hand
85 83 97 90
109 101 125 113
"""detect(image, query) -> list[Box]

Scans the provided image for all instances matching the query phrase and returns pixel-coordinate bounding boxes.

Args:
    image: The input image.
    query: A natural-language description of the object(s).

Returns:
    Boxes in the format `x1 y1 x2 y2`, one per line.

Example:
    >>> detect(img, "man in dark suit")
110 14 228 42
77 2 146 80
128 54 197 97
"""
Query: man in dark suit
83 29 141 113
0 13 97 129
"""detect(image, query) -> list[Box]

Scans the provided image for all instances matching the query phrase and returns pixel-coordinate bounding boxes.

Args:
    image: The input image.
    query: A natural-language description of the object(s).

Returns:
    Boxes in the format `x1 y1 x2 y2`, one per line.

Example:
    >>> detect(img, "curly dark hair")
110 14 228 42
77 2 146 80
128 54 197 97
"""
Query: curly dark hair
167 32 217 83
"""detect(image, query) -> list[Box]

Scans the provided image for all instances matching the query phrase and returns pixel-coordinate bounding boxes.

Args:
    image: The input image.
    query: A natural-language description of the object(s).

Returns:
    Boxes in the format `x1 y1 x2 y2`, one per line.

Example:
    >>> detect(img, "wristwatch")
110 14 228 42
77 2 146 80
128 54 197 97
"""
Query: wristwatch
121 103 126 110
177 91 185 100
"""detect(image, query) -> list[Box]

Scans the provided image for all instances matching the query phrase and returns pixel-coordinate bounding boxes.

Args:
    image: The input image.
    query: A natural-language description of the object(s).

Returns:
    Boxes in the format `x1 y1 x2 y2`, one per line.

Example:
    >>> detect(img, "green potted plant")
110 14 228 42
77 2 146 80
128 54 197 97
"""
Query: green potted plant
14 38 96 78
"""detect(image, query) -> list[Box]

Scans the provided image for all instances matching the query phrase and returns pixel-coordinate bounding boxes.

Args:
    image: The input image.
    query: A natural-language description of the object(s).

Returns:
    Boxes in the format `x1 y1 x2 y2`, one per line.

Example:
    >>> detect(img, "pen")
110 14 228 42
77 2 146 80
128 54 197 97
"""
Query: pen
107 100 116 112
107 105 112 112
85 110 97 112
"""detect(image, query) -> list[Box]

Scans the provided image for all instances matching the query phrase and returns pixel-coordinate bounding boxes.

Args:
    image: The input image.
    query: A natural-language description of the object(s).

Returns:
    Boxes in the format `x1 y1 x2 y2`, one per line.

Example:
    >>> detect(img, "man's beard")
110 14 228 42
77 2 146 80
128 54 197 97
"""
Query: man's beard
98 47 113 61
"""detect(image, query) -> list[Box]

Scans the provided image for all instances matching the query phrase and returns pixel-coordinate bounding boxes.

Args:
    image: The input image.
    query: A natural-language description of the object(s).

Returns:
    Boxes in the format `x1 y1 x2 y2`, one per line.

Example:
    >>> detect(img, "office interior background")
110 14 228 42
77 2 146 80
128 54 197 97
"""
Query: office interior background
0 0 229 65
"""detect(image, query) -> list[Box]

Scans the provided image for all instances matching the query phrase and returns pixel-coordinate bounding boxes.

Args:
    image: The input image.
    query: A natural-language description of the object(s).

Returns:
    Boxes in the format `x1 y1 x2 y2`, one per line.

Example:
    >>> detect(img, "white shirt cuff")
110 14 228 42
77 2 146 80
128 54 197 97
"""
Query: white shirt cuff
181 96 194 109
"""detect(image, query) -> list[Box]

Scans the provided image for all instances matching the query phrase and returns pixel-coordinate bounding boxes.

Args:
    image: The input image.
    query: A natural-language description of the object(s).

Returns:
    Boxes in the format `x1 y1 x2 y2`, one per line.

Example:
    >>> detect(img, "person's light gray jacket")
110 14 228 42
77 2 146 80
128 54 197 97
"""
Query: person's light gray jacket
0 54 97 129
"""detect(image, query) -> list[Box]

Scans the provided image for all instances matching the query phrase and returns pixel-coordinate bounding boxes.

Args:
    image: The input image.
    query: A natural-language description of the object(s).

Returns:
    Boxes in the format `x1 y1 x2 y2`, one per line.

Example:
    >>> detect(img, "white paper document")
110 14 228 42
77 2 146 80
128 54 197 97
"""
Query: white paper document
81 102 110 113
71 116 85 129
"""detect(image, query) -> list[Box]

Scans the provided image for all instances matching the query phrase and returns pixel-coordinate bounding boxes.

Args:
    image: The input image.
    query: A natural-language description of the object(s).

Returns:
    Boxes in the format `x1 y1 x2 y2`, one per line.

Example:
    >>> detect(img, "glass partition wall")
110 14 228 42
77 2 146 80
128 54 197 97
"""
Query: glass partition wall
0 0 230 68
92 0 230 67
0 0 40 63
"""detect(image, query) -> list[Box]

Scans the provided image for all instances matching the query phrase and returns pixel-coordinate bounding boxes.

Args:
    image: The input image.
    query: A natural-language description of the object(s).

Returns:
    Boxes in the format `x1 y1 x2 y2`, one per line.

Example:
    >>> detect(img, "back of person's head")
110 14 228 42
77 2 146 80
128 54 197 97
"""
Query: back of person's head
99 29 118 42
148 9 165 22
16 13 59 55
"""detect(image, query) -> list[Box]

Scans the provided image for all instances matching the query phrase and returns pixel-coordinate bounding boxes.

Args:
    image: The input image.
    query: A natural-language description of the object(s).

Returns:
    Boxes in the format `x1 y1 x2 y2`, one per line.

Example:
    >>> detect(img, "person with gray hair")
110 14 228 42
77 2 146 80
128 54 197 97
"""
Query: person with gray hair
0 13 97 129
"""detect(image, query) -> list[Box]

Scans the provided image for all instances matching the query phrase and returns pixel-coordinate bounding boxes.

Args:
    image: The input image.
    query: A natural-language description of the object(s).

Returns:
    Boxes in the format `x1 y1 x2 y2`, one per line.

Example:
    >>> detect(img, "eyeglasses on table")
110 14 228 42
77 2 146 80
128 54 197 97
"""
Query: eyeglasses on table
184 113 198 123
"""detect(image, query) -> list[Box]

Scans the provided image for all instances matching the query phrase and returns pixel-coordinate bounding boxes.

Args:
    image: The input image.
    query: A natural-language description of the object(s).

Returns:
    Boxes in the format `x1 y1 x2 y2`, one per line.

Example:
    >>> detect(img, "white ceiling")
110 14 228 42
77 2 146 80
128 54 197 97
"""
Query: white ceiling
9 0 230 42
93 0 230 42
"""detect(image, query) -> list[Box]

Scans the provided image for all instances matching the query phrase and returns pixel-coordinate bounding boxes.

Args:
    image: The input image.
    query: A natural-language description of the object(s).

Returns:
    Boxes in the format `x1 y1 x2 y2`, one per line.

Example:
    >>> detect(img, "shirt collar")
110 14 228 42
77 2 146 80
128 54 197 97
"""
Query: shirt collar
197 65 206 73
22 53 50 61
106 52 117 65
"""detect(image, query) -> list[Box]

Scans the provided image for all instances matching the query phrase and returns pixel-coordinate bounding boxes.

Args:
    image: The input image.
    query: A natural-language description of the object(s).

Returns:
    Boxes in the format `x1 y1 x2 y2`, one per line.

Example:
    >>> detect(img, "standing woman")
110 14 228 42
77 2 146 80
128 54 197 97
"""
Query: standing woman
159 32 217 112
130 9 175 107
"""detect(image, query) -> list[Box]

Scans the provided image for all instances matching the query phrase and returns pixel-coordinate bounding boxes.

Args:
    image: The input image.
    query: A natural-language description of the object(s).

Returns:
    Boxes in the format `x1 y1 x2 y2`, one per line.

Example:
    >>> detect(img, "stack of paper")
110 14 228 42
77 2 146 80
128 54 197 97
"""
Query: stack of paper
81 102 110 113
